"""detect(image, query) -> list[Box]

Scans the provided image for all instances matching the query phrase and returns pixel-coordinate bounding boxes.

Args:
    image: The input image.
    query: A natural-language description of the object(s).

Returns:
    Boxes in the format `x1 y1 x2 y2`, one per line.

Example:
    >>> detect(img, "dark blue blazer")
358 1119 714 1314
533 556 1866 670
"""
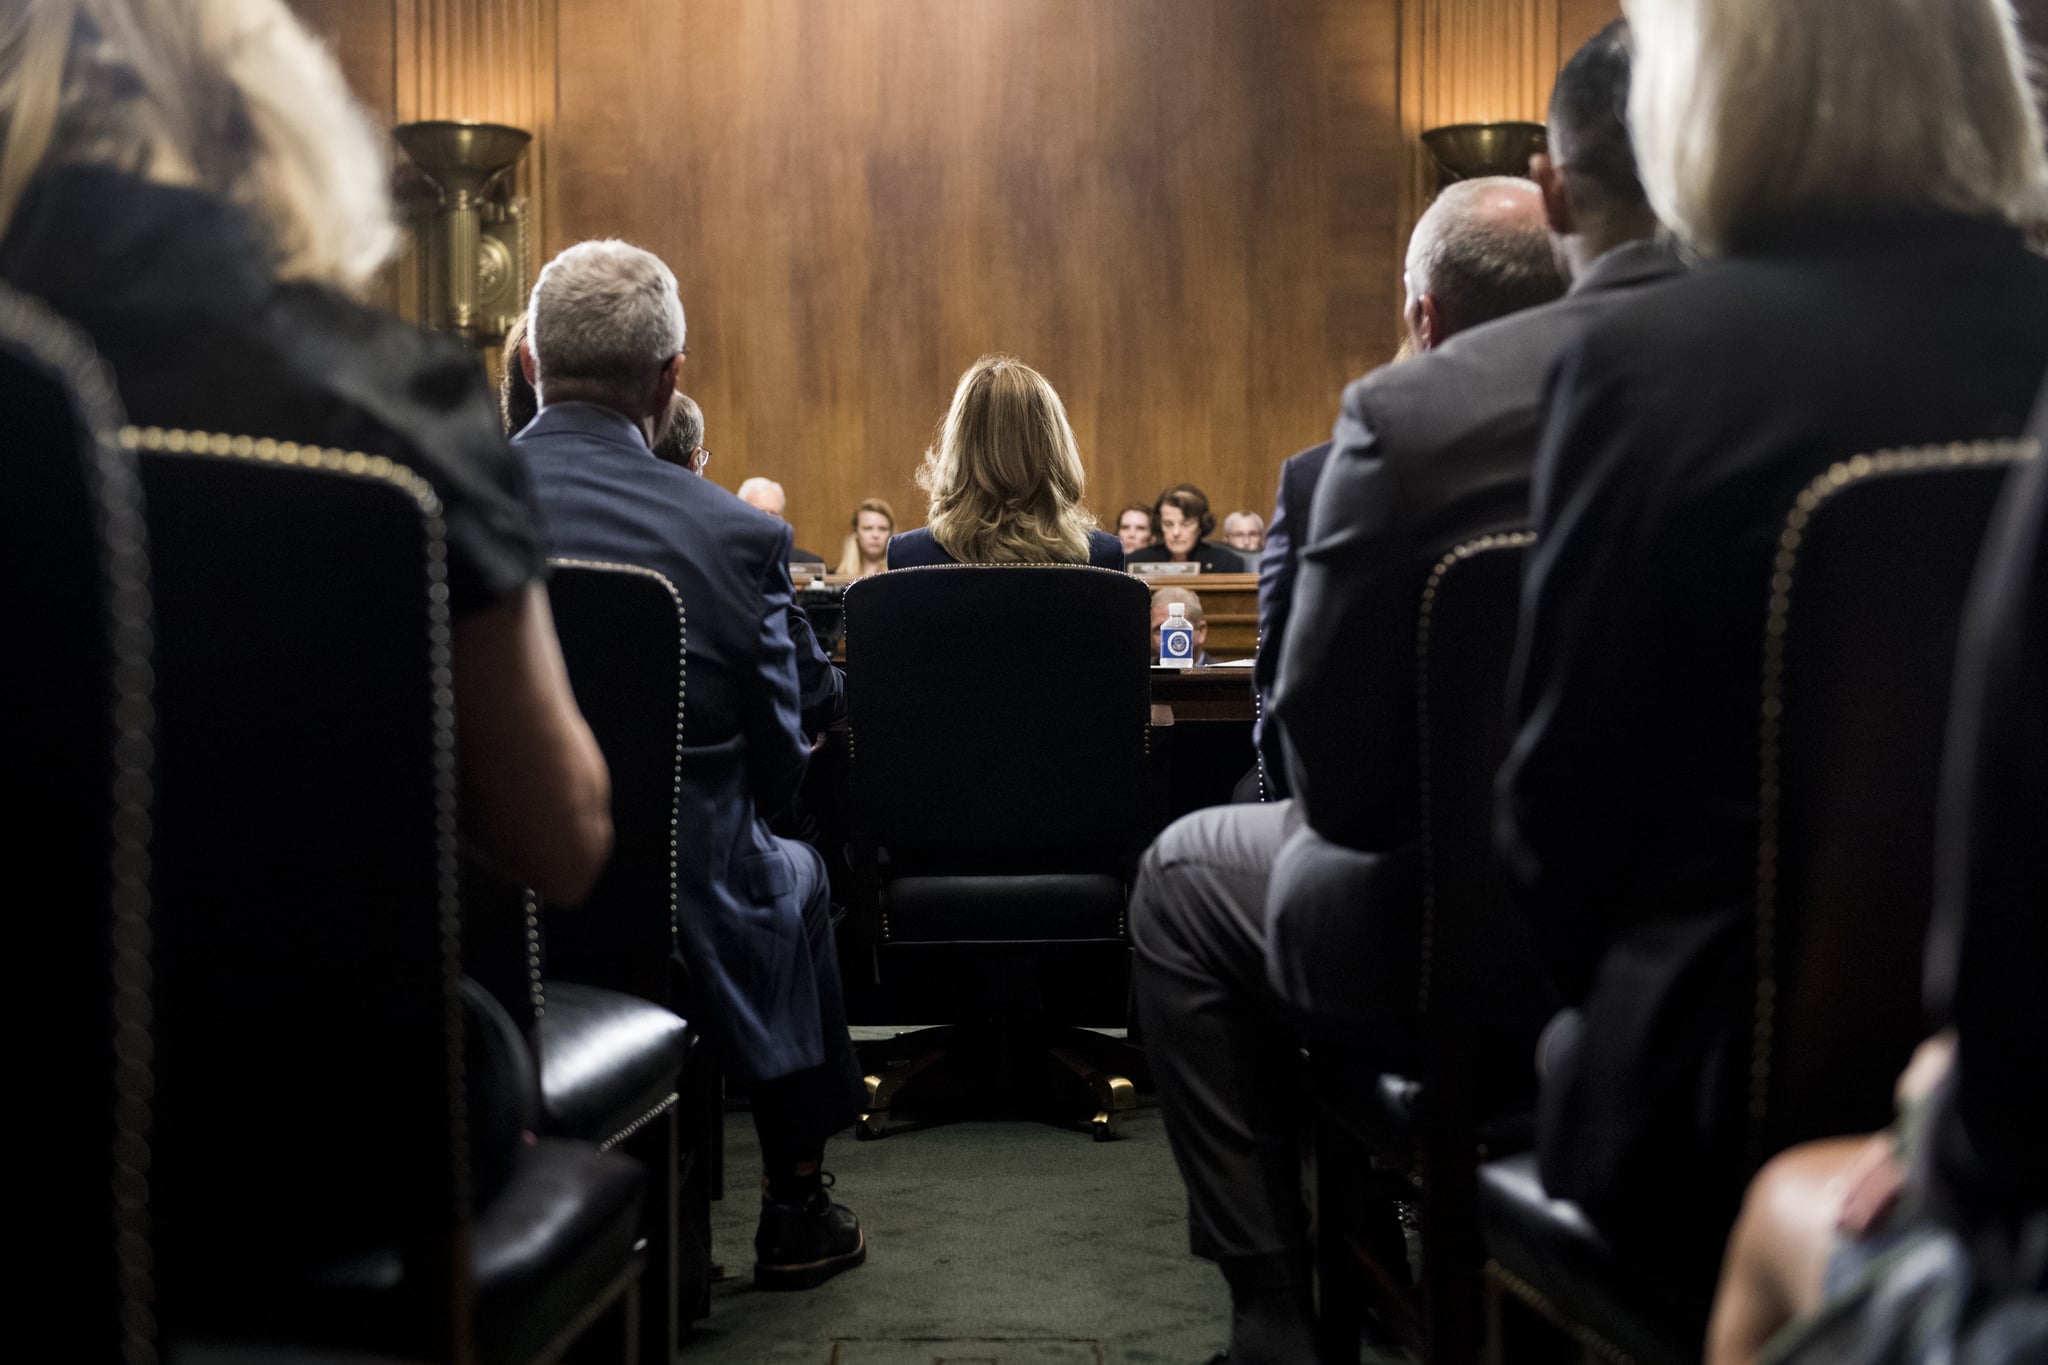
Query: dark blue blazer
515 402 826 1083
1253 441 1332 797
887 525 1126 570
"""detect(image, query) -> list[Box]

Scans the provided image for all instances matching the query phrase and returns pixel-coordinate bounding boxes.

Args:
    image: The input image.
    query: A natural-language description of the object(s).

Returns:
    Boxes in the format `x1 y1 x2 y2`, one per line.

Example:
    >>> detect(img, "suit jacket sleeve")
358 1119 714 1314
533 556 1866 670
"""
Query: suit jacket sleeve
743 520 813 815
1494 331 1663 1004
1271 383 1409 848
788 603 847 735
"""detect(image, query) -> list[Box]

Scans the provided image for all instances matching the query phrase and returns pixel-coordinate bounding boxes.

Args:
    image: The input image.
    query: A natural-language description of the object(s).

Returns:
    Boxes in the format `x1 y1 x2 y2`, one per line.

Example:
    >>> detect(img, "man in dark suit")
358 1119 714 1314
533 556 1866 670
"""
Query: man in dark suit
1128 25 1678 1363
514 240 866 1291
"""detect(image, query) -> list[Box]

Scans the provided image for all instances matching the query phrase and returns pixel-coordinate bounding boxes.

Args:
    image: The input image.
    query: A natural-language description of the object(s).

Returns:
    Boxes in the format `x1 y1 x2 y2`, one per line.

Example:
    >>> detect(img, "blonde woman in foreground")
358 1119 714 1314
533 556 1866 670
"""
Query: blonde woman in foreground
886 355 1124 568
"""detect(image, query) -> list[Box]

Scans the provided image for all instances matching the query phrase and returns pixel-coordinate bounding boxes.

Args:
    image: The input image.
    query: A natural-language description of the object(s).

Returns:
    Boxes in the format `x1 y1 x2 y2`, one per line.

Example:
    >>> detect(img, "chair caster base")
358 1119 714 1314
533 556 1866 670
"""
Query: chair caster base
855 1111 888 1140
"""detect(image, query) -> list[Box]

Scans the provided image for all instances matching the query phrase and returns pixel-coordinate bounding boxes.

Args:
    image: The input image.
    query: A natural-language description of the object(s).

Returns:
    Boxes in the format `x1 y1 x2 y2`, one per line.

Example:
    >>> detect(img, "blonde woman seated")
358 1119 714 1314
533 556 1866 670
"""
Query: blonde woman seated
887 355 1124 569
836 497 896 577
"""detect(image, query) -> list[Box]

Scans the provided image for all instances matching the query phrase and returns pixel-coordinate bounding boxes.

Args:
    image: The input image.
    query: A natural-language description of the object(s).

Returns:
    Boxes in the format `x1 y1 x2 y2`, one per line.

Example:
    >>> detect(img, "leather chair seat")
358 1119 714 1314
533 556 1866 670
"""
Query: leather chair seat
883 872 1127 942
1477 1154 1698 1365
537 981 689 1144
471 1140 646 1365
283 1139 644 1365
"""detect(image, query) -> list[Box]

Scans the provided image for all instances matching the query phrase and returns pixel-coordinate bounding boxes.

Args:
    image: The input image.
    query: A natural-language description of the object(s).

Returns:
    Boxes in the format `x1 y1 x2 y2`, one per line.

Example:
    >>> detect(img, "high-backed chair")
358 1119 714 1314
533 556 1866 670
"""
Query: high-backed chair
1308 534 1553 1365
1478 442 2036 1365
843 563 1154 1139
131 427 646 1365
540 559 721 1325
3 288 158 1365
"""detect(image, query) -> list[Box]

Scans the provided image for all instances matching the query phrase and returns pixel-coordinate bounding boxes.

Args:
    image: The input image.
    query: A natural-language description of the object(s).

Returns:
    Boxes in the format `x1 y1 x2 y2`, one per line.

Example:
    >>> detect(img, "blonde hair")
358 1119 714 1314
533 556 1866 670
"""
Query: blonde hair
1625 0 2048 255
835 497 896 576
916 355 1096 564
0 0 398 292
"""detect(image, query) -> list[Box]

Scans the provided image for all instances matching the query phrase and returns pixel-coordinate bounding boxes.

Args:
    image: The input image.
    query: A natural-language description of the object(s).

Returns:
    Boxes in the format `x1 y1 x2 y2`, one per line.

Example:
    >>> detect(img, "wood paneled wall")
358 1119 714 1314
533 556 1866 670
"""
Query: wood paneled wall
294 0 1637 558
549 0 1404 559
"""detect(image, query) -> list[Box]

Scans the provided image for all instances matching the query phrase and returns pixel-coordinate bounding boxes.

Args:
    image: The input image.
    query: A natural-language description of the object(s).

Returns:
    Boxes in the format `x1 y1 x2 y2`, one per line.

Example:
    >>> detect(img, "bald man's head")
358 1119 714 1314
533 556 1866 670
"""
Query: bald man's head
1403 176 1566 350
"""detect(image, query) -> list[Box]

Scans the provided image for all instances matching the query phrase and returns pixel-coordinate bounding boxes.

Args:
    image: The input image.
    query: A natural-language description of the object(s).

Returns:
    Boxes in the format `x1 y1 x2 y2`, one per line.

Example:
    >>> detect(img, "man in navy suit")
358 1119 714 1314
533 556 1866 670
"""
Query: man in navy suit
514 240 865 1291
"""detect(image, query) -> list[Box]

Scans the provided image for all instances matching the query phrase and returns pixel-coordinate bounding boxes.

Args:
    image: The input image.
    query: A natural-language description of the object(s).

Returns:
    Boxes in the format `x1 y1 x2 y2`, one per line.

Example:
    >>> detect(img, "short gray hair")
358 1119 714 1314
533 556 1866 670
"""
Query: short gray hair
1151 585 1207 626
651 392 704 469
1626 0 2048 255
1404 177 1564 333
737 477 786 514
528 239 686 408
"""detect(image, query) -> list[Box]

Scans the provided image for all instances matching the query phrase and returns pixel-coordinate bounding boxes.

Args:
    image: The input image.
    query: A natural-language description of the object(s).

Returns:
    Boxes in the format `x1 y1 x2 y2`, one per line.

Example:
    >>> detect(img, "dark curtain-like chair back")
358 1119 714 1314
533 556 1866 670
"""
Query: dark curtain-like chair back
540 560 687 1003
2 288 157 1364
136 431 464 1345
1416 533 1555 1063
1757 443 2034 1155
845 564 1152 866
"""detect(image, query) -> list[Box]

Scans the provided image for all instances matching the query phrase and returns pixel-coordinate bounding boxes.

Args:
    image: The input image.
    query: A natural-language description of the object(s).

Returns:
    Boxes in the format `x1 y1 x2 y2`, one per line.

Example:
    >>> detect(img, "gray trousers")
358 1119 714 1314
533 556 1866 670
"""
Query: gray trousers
1129 800 1305 1263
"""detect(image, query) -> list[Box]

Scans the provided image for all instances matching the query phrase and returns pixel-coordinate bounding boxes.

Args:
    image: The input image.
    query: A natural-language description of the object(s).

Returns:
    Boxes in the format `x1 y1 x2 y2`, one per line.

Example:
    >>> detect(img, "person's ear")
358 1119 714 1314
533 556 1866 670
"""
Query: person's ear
1532 152 1576 238
518 336 537 385
1414 293 1445 351
660 352 685 394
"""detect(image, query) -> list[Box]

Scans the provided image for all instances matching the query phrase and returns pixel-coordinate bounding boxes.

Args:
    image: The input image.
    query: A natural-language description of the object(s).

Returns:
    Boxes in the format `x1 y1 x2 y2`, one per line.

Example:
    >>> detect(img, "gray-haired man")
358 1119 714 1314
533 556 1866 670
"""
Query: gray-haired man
513 239 866 1291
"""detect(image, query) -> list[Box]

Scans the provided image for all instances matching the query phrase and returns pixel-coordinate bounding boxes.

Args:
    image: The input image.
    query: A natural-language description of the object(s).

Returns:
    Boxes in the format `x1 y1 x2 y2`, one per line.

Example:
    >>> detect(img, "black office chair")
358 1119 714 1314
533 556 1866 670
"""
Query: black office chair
2 288 159 1365
1478 442 2036 1365
541 558 722 1327
1308 533 1553 1365
132 428 645 1365
843 563 1154 1140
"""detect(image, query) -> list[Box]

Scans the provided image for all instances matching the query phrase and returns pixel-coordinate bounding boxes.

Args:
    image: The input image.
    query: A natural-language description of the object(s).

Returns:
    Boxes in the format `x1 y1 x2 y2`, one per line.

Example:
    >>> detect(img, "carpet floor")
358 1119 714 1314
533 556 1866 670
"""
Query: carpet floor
681 1098 1231 1364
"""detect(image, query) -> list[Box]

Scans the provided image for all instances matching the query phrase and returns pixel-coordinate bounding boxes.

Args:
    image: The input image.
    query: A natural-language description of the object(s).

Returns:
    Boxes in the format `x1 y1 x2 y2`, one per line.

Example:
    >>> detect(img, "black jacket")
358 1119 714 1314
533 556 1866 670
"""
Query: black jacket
1497 214 2048 1246
0 165 543 616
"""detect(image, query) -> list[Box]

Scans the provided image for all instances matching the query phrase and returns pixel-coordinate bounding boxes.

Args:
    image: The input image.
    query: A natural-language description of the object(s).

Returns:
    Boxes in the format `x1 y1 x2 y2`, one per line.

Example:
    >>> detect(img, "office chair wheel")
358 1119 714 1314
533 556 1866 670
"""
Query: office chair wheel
855 1112 887 1141
1091 1111 1117 1142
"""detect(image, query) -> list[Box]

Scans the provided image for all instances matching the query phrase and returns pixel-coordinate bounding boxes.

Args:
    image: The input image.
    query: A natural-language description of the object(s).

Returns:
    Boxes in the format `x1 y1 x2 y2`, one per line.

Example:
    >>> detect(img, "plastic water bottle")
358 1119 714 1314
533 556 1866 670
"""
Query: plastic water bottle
1160 601 1196 669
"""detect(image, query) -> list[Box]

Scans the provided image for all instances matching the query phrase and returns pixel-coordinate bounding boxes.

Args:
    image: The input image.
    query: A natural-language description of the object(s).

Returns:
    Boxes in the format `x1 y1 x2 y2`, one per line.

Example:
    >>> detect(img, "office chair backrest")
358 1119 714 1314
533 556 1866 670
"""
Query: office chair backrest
1415 534 1555 1060
1755 442 2035 1155
135 430 463 1341
542 560 688 1004
1 288 157 1365
845 564 1152 864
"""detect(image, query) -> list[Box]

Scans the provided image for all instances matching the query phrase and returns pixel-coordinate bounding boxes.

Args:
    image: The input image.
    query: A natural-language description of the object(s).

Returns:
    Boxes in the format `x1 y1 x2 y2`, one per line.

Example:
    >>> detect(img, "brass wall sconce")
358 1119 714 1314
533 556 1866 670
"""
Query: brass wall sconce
394 120 532 347
1422 120 1548 187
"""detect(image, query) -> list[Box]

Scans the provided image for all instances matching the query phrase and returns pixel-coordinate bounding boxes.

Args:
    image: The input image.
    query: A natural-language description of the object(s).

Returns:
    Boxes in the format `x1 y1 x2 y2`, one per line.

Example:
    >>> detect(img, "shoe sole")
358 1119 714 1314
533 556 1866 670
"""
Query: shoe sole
752 1230 867 1291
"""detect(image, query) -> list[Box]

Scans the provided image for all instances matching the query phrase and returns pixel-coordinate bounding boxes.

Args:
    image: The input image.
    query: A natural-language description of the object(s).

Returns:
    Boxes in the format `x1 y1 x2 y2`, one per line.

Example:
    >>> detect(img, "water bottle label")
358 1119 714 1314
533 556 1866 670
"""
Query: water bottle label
1162 622 1194 666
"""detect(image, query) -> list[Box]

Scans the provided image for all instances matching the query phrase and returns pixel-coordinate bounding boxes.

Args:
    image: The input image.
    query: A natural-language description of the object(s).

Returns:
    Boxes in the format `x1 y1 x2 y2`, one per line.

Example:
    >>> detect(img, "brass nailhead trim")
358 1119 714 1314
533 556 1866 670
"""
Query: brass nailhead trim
1484 1260 1639 1365
1749 439 2039 1145
598 1091 681 1151
1413 532 1536 1015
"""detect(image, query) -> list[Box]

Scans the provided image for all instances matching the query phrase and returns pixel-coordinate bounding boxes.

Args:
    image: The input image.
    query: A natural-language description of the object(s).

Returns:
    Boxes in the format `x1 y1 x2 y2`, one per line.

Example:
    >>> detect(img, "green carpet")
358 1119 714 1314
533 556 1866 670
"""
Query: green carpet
682 1100 1231 1364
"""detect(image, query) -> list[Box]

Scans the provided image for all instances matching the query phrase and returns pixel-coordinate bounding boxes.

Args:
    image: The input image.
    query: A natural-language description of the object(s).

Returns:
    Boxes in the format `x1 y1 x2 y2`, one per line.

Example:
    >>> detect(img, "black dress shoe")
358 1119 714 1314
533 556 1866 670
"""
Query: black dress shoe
753 1186 866 1290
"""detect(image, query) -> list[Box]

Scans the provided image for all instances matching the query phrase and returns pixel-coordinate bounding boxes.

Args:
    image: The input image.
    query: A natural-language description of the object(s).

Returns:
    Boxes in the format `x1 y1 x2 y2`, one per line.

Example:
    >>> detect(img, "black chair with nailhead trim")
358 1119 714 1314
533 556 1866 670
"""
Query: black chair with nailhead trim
540 560 720 1334
3 287 160 1365
1306 534 1553 1365
842 564 1155 1141
134 432 646 1365
1476 445 2033 1365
